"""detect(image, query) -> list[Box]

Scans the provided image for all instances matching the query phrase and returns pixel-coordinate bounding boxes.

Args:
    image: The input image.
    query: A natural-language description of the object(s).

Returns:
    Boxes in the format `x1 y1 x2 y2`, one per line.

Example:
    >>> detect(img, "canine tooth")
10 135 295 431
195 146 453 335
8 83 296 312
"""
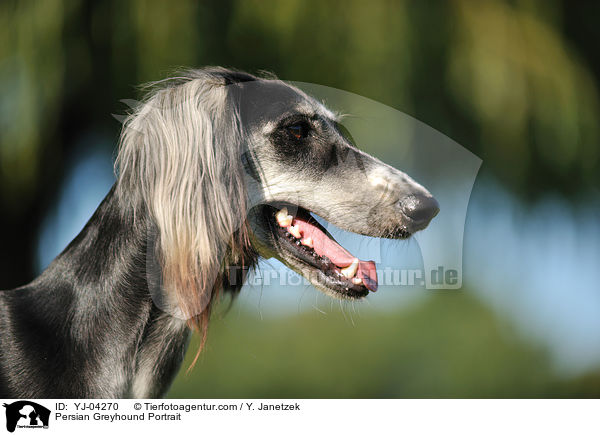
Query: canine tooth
289 225 301 238
301 237 313 248
276 208 293 227
276 207 287 219
340 259 359 278
352 277 362 285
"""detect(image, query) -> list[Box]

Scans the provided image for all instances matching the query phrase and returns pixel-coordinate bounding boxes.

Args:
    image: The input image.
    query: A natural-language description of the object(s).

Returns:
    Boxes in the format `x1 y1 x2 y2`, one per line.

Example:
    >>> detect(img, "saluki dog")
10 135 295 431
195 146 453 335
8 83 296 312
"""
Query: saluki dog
0 68 439 398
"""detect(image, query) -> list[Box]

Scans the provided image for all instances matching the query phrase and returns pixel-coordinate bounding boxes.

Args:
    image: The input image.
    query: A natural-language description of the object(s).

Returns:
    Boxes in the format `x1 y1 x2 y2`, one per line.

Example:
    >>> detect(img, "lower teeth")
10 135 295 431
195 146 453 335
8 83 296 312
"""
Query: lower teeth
279 226 364 287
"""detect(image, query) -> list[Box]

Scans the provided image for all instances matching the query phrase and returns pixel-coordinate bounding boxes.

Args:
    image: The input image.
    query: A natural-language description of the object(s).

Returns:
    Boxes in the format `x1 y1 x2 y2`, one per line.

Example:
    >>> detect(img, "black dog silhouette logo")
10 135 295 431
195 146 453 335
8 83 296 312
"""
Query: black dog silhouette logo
3 401 50 432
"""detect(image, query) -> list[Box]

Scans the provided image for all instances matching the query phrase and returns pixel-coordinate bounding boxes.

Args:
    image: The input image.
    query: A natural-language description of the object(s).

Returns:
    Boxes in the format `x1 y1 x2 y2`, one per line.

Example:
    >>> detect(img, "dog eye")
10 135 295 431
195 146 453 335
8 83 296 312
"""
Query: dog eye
287 123 309 139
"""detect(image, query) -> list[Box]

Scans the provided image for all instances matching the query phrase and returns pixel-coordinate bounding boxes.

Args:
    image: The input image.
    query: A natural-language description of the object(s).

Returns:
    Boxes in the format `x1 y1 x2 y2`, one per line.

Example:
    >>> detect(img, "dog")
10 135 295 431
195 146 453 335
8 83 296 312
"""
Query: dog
0 67 439 398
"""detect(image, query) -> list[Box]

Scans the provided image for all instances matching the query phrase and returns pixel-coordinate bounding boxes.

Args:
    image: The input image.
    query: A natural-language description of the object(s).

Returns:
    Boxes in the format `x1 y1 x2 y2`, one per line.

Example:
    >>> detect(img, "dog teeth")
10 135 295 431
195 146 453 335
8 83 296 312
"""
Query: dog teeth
340 259 359 278
352 277 362 285
301 237 313 248
289 225 302 239
276 207 293 227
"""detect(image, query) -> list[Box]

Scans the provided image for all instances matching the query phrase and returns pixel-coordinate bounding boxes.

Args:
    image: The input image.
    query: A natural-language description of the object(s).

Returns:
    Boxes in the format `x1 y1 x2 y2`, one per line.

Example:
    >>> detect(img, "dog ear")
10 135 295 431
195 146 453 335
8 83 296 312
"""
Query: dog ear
115 74 251 339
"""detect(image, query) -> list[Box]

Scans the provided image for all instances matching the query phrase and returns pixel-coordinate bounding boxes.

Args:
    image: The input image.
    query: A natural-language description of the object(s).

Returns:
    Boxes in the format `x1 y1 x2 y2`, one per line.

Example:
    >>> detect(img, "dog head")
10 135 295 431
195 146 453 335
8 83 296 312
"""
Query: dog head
116 67 439 327
228 72 439 299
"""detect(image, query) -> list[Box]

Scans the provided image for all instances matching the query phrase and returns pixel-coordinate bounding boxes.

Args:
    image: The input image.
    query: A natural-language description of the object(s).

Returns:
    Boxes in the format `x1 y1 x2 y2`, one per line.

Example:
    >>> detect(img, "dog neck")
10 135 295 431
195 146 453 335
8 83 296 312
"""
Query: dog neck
0 186 192 398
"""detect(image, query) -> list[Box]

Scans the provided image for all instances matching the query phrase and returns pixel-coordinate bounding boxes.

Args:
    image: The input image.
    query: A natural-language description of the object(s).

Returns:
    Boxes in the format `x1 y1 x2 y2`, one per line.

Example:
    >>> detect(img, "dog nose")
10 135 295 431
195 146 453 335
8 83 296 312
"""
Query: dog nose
400 194 440 226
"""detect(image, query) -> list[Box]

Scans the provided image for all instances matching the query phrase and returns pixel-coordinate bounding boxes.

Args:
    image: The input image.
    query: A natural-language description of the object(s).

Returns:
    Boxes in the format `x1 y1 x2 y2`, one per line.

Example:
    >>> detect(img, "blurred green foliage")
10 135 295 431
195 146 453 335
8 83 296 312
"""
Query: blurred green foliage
169 291 599 398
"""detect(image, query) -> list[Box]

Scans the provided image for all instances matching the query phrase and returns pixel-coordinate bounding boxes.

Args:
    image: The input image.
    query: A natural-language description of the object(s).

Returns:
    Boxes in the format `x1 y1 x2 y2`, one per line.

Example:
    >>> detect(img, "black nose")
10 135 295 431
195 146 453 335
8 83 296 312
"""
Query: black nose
400 194 440 227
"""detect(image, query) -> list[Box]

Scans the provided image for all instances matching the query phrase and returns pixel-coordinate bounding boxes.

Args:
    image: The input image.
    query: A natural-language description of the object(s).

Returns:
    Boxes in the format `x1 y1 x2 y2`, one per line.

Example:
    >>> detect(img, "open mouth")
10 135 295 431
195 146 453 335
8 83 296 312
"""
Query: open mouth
262 204 378 299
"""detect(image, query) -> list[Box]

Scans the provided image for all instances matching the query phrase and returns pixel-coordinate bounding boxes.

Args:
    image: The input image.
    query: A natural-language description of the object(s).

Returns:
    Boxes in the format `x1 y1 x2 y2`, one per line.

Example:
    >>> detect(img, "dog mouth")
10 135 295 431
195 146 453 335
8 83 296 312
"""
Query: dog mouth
262 204 378 299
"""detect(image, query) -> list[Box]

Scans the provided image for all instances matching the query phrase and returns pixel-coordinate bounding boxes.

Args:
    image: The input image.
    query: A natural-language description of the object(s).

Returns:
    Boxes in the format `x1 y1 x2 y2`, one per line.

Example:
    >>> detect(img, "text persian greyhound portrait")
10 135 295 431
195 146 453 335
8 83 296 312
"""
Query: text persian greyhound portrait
0 68 439 398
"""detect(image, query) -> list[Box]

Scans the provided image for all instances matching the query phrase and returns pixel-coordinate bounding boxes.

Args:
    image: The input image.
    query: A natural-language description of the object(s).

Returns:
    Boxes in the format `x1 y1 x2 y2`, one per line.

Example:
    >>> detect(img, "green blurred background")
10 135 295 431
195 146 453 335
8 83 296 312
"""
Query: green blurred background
1 0 599 397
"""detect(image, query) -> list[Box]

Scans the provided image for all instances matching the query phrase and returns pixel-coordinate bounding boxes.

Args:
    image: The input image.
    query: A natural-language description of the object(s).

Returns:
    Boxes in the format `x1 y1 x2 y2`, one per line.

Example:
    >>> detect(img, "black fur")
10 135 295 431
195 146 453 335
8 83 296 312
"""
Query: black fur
0 188 197 398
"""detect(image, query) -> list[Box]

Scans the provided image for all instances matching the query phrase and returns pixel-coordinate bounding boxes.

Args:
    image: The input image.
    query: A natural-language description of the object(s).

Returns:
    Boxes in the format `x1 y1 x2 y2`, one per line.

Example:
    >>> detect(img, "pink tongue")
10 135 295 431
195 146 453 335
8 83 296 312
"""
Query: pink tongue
293 217 378 292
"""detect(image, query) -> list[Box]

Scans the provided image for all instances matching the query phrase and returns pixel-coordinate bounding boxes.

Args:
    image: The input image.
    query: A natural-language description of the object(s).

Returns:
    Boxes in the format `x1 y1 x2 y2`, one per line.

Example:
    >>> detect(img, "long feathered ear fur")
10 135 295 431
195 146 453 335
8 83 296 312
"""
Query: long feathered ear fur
115 70 253 352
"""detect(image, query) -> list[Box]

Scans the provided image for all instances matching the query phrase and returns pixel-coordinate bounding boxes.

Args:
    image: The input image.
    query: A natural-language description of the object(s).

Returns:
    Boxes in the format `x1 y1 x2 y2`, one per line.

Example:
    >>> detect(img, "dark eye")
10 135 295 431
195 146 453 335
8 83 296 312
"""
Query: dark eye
287 122 310 140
